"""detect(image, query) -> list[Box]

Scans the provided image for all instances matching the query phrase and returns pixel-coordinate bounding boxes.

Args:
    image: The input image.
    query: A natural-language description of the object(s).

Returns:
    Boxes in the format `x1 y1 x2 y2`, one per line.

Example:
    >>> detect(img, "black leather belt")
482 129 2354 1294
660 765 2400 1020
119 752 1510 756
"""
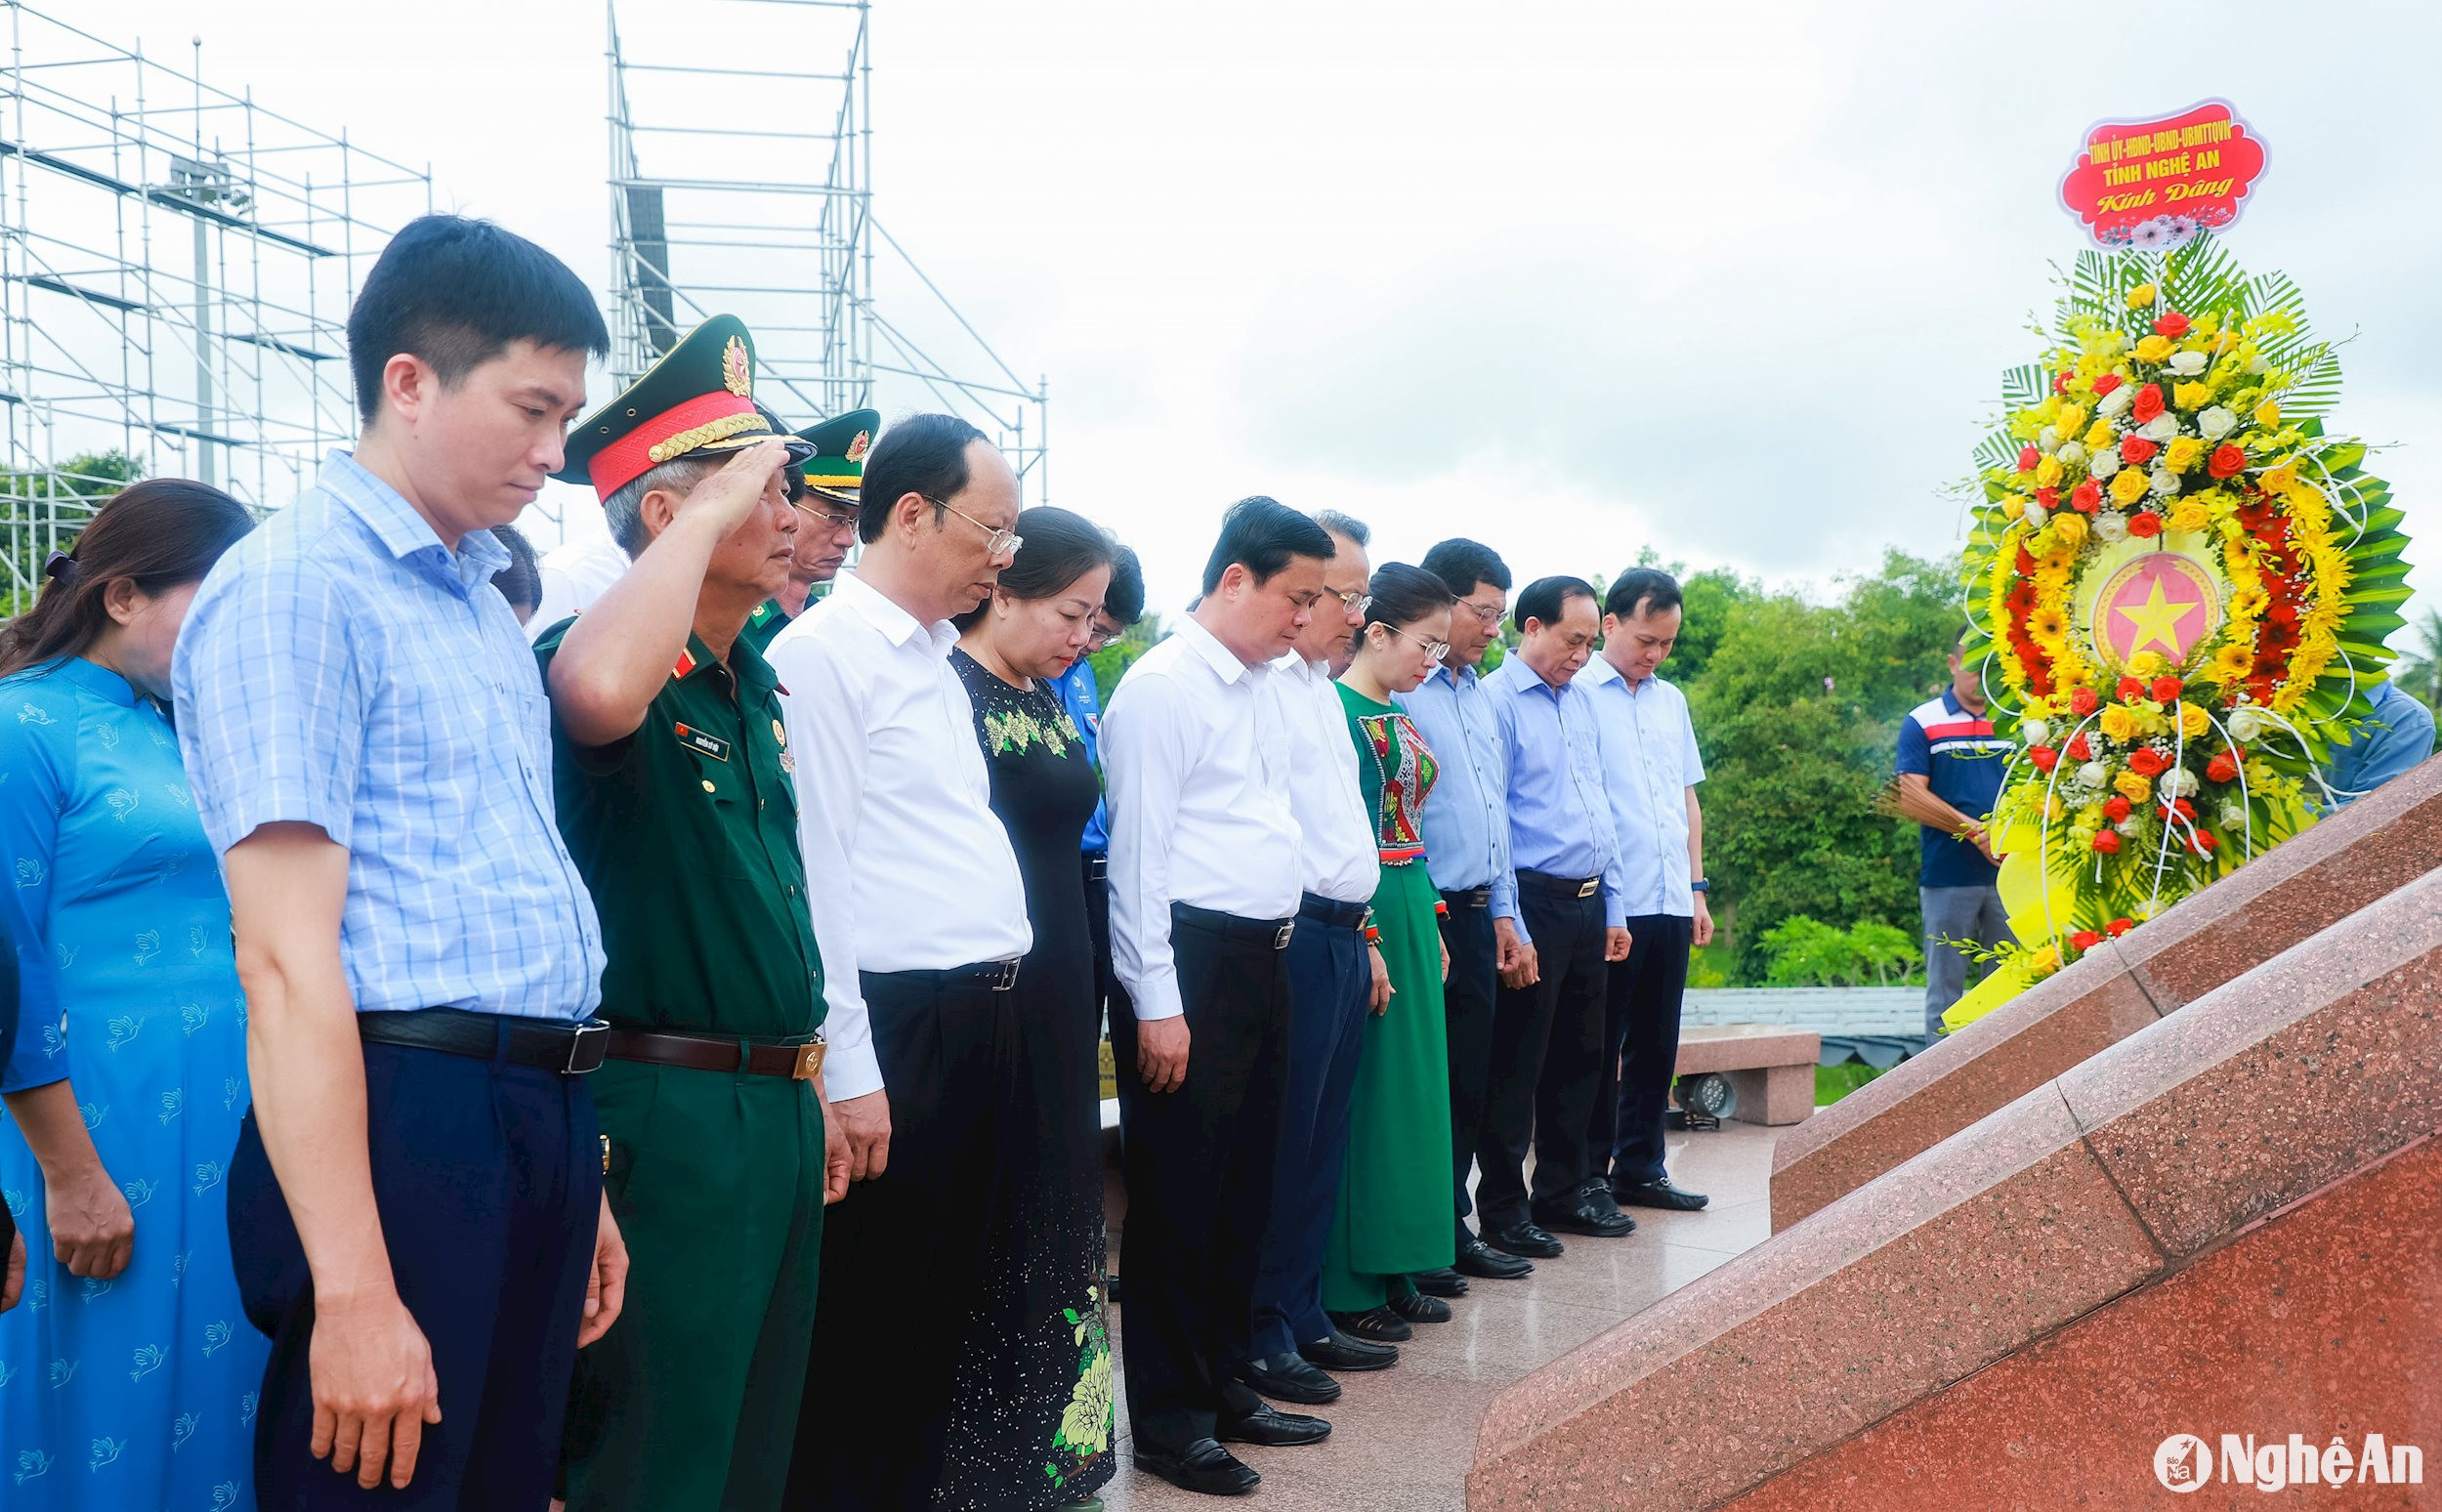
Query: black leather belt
1298 892 1369 930
605 1027 825 1081
1516 869 1602 901
358 1008 610 1075
874 957 1023 992
1083 852 1110 882
1441 887 1494 909
1174 903 1297 951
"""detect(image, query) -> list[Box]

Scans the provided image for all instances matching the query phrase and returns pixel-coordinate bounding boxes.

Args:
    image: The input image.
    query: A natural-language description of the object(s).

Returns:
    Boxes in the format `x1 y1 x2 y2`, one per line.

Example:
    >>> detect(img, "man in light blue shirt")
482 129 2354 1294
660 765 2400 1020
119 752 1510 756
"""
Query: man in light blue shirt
1396 538 1535 1284
2322 679 2435 811
1581 568 1713 1215
172 216 626 1509
1476 576 1635 1260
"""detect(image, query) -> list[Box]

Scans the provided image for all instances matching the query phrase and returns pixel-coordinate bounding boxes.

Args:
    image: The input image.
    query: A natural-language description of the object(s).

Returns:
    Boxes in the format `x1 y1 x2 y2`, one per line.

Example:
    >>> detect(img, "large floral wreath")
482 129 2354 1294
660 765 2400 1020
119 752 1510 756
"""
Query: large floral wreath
1947 235 2414 1025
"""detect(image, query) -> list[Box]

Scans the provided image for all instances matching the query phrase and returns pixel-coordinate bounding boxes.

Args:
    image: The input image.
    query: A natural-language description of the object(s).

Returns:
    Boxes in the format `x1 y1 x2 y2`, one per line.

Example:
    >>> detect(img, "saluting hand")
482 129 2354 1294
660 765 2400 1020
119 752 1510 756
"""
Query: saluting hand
679 438 792 537
1137 1016 1190 1094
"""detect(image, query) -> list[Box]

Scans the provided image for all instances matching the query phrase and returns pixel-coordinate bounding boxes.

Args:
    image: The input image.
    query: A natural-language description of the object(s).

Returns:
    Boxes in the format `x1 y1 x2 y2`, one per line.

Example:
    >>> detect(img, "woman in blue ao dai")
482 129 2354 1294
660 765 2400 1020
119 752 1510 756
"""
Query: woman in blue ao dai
0 482 266 1509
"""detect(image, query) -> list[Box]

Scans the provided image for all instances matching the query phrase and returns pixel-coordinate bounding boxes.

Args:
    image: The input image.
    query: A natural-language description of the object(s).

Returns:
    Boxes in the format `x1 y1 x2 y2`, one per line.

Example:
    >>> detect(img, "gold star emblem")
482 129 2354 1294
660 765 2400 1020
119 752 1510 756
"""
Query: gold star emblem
2113 575 2200 659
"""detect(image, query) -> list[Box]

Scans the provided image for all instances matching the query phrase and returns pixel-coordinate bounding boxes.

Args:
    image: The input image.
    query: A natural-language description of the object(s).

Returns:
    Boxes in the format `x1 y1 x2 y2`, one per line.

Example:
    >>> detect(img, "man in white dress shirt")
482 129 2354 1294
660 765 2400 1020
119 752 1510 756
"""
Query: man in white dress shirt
766 413 1033 1510
1583 568 1713 1213
1104 497 1338 1496
1240 510 1397 1409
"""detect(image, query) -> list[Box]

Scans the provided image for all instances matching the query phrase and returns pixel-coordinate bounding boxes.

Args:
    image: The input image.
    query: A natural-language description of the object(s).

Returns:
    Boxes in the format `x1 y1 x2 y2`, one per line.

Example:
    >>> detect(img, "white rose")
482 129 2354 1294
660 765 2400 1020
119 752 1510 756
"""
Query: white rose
2219 800 2249 828
2039 425 2061 451
2117 816 2145 837
2094 512 2130 545
2159 768 2198 800
2141 413 2180 442
2228 706 2269 741
2056 441 2086 468
2021 718 2051 746
2246 353 2270 375
2078 760 2110 786
2149 466 2180 496
2197 405 2238 440
2168 350 2208 375
2024 501 2049 528
2090 447 2122 480
2097 384 2135 418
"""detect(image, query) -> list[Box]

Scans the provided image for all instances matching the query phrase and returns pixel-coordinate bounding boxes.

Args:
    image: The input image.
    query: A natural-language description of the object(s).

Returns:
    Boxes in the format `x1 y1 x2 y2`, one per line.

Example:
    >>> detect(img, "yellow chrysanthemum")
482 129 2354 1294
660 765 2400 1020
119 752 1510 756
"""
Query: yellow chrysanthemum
2127 283 2158 310
2211 641 2254 682
2115 770 2153 803
2135 333 2175 364
2111 468 2151 505
2098 704 2138 742
2168 500 2209 534
2166 437 2206 474
2030 605 2068 642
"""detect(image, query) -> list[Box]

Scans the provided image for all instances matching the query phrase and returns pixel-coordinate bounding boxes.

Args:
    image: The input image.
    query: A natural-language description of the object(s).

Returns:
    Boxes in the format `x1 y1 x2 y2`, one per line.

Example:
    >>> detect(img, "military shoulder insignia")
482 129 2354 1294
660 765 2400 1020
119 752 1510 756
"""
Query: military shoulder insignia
672 648 699 680
722 335 752 399
845 430 871 463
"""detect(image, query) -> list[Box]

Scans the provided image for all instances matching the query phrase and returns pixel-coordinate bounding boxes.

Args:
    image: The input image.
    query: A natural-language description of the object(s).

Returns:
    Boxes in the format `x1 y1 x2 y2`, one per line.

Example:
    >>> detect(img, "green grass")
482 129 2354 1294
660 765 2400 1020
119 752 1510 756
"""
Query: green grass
1815 1061 1886 1107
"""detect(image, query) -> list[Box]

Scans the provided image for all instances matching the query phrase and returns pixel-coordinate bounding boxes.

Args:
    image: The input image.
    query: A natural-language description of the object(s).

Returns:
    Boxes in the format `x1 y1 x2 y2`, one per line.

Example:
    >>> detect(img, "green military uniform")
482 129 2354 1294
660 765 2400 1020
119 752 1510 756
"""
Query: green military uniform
543 316 828 1512
737 407 877 659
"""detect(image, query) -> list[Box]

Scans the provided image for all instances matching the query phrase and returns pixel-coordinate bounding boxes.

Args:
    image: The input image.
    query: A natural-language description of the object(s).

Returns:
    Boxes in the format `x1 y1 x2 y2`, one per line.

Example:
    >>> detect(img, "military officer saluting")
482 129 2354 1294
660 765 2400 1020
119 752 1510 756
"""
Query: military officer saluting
739 407 879 656
536 315 849 1511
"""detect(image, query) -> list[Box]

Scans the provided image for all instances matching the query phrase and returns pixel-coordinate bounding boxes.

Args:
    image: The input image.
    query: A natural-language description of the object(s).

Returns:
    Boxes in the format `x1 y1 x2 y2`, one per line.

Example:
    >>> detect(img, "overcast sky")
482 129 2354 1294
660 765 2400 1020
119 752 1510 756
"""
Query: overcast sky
92 0 2442 635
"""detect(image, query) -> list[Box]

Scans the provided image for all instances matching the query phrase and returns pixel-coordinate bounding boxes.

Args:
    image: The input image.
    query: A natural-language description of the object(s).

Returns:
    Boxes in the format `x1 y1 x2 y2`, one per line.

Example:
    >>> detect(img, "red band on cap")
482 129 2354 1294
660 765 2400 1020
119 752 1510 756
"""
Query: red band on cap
588 391 760 500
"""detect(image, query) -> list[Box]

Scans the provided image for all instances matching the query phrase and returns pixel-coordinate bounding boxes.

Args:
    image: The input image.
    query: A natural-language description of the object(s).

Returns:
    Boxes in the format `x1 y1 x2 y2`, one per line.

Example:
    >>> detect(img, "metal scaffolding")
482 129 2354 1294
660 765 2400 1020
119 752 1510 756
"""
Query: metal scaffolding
604 0 1047 514
0 3 432 603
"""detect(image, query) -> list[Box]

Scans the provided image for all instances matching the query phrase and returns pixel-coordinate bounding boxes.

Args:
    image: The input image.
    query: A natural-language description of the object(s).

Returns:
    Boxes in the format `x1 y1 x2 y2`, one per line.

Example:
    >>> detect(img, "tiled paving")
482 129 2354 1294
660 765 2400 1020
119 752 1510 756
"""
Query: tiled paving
1098 1119 1785 1510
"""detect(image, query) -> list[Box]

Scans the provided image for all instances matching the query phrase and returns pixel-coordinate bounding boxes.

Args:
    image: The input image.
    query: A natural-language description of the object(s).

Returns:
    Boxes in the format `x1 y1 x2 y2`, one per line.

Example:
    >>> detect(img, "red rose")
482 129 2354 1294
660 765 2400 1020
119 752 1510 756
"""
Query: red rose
2192 831 2218 854
2091 830 2123 854
2131 384 2166 423
2158 797 2195 822
2127 747 2168 777
2150 675 2183 702
2206 753 2240 783
2106 916 2134 937
2069 930 2103 950
2208 442 2248 479
2035 486 2060 511
2120 435 2159 466
2102 795 2131 822
2065 733 2092 762
2017 444 2041 473
2052 371 2071 395
2091 373 2125 397
2118 676 2145 701
2070 480 2102 514
2028 745 2059 773
2070 687 2101 717
2127 511 2164 538
2153 312 2193 339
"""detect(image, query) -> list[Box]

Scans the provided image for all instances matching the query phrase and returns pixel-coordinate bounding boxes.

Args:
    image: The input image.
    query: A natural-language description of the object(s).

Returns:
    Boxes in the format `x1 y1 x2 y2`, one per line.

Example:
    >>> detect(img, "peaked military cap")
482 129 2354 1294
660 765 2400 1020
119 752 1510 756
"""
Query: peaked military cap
557 315 815 500
793 408 880 505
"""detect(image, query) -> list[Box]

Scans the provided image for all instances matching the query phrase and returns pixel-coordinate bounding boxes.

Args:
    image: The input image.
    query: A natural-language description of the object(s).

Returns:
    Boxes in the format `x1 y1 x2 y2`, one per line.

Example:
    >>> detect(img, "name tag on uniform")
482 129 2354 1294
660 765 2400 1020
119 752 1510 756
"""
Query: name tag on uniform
674 722 731 763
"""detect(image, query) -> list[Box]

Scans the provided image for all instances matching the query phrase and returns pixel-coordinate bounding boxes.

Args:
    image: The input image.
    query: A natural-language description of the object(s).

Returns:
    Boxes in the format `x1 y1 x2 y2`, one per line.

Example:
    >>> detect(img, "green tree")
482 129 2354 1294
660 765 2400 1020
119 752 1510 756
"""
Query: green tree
1090 610 1163 703
2392 608 2442 720
1 450 144 614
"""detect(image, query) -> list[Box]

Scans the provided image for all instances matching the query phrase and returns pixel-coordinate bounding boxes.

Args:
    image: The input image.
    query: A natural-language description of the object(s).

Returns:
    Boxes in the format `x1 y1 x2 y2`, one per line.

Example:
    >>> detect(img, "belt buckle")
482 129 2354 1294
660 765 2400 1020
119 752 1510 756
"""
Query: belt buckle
1577 879 1600 899
565 1019 610 1075
793 1039 827 1082
1274 921 1296 950
988 958 1022 992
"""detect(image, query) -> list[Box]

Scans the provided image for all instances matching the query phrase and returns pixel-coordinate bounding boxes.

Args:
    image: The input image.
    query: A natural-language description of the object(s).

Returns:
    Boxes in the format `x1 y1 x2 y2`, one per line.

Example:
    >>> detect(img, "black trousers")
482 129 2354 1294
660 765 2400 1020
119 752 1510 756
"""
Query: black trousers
231 1032 601 1511
1083 851 1116 1020
1436 893 1499 1240
1591 914 1696 1190
1475 874 1608 1232
787 967 1019 1510
1108 904 1293 1455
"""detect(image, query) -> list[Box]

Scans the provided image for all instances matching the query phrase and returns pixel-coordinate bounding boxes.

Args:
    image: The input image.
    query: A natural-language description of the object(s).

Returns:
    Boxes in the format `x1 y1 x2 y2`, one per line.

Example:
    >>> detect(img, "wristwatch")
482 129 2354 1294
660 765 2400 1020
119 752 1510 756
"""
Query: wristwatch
1690 880 1710 894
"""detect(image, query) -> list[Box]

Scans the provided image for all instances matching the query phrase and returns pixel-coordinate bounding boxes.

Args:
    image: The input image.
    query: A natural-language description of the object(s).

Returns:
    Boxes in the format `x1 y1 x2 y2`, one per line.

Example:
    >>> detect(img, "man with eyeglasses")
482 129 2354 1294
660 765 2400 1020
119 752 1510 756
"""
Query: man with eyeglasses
1237 508 1401 1413
1103 497 1337 1496
1397 538 1539 1286
766 412 1035 1509
739 407 878 656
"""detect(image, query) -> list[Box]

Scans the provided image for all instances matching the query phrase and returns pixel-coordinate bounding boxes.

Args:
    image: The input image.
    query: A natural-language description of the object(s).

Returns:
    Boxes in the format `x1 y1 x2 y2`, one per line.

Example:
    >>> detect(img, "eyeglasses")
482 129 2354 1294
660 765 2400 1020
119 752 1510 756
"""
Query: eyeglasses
1085 621 1125 652
789 495 859 531
1326 586 1372 614
1458 600 1505 625
1385 624 1451 663
923 494 1022 557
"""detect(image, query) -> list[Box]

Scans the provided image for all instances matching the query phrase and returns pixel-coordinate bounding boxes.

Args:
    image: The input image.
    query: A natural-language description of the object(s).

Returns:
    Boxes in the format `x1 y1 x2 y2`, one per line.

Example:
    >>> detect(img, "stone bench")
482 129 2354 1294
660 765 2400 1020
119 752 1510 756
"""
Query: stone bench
1675 1024 1819 1126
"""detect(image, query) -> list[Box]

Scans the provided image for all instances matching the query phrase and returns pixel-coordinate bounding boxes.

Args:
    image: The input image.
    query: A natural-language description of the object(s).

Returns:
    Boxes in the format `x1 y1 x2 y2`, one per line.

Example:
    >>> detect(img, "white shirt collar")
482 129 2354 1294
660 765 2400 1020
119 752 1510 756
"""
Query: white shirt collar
1177 613 1262 686
832 568 957 659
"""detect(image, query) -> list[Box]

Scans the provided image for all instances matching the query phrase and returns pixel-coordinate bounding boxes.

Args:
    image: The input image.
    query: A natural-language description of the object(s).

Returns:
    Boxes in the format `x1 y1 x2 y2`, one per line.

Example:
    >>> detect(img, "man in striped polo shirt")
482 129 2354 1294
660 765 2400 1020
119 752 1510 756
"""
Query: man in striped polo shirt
1894 632 2016 1040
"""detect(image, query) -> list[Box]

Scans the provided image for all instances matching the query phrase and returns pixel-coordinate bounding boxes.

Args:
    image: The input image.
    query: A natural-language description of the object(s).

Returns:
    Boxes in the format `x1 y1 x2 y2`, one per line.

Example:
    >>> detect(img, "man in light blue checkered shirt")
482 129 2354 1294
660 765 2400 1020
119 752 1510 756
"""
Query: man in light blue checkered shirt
171 215 629 1510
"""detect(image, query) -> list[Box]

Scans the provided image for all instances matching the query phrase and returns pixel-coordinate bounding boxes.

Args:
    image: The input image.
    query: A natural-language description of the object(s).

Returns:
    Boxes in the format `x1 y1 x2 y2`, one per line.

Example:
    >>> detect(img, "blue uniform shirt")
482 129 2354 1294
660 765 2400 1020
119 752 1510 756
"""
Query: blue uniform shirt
1581 658 1705 918
1896 688 2010 889
1483 656 1628 938
1393 662 1513 913
1051 655 1111 854
2325 680 2436 810
173 450 606 1020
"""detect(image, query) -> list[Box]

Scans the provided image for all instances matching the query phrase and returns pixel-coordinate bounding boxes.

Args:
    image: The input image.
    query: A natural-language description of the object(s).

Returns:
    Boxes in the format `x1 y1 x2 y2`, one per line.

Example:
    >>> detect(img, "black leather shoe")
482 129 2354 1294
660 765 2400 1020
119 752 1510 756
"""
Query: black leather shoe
1329 1305 1412 1343
1614 1177 1710 1211
1134 1439 1259 1495
1410 1266 1470 1298
1535 1200 1637 1238
1237 1353 1341 1406
1217 1402 1333 1448
1483 1221 1564 1259
1456 1236 1536 1278
1301 1328 1398 1371
1388 1289 1452 1324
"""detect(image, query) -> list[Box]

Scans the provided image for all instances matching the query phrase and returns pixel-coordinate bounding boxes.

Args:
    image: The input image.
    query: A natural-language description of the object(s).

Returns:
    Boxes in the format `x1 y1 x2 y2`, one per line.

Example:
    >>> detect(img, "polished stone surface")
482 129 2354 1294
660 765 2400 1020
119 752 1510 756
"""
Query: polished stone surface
1099 1120 1782 1510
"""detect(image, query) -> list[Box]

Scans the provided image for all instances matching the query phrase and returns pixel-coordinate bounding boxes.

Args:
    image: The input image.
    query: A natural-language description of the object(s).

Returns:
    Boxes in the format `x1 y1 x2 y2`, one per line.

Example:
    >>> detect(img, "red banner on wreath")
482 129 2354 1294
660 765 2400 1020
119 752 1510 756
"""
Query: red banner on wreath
2058 101 2268 250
